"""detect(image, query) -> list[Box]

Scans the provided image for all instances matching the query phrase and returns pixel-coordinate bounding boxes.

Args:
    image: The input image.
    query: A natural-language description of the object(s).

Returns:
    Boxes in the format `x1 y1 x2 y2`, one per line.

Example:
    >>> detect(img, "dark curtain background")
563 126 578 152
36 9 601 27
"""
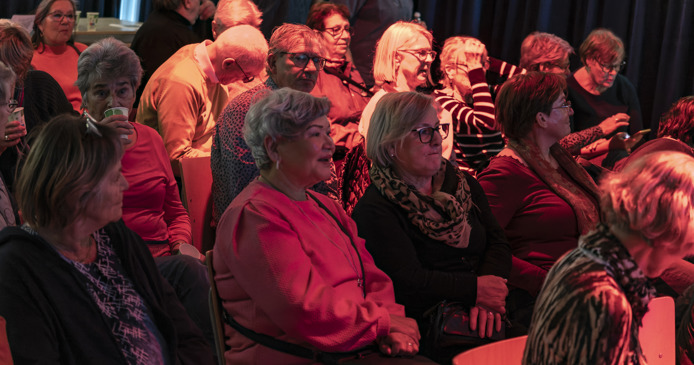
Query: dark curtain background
418 0 694 133
4 0 693 131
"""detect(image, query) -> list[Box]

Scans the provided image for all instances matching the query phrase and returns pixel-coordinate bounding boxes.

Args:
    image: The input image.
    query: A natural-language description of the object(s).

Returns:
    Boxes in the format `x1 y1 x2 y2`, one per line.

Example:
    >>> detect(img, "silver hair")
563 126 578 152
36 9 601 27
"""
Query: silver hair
243 87 330 170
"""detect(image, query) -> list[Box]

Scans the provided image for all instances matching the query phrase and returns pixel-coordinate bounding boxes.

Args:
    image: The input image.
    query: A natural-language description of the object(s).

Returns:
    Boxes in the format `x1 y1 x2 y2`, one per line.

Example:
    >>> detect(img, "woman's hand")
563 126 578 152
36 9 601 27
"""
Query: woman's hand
599 113 630 135
476 275 508 314
464 41 487 70
378 332 419 357
388 314 420 344
469 306 503 338
0 120 27 151
199 0 216 20
100 114 134 147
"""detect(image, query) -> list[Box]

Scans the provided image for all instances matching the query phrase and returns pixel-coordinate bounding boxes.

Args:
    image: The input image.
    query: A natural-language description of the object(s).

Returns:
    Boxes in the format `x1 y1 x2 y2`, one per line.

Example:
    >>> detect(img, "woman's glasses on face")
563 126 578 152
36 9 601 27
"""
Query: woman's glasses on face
552 100 572 110
595 59 626 73
323 25 353 38
280 52 326 71
0 99 17 113
48 11 76 23
412 124 450 144
398 49 437 63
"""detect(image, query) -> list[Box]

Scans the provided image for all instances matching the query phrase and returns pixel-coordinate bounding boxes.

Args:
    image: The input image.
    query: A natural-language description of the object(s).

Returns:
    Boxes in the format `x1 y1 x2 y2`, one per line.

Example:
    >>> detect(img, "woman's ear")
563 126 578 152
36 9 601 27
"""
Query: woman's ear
264 135 280 163
535 112 548 128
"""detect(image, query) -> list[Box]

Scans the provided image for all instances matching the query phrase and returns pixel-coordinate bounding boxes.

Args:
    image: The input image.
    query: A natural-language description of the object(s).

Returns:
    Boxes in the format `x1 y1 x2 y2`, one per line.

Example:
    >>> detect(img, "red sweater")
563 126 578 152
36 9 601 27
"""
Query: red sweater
31 43 88 111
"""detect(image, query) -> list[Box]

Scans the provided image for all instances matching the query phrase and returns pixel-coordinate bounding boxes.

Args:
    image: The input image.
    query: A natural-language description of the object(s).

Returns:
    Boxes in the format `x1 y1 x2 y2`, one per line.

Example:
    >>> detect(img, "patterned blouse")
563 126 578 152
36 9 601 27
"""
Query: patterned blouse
30 226 169 365
523 223 655 365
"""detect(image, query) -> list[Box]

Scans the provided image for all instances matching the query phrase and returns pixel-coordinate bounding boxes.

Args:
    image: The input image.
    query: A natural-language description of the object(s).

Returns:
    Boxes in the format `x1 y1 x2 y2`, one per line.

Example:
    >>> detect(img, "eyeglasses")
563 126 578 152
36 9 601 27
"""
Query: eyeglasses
236 61 254 83
595 59 626 73
322 25 353 38
279 52 326 71
0 99 17 112
398 49 437 62
411 124 450 144
552 100 572 110
538 60 570 73
47 11 76 22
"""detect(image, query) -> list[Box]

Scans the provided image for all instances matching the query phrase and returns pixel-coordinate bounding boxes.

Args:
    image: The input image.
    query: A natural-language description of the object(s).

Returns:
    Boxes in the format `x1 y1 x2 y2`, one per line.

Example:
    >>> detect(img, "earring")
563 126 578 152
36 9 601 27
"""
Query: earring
276 158 281 170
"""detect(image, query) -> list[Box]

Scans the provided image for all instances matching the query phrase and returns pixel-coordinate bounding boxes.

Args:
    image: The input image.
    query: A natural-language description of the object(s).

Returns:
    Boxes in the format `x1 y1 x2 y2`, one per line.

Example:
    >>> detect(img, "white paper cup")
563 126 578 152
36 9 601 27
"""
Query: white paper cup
7 107 25 129
104 107 130 139
86 12 99 31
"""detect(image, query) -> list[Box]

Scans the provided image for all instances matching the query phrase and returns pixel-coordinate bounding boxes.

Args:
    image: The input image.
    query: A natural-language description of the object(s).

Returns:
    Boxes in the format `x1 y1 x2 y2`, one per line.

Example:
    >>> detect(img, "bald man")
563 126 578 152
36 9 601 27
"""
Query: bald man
136 25 268 173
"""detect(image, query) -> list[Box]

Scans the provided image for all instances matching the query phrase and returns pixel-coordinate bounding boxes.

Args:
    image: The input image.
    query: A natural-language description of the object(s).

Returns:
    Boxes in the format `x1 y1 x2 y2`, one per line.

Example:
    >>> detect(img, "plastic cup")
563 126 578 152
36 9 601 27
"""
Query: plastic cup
75 10 81 27
7 107 25 129
104 107 129 139
86 12 99 31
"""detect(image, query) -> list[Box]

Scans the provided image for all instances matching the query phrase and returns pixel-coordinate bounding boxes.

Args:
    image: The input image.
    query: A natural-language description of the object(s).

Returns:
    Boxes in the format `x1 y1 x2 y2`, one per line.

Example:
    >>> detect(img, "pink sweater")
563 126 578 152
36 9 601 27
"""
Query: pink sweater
121 123 191 257
213 180 404 364
31 43 88 111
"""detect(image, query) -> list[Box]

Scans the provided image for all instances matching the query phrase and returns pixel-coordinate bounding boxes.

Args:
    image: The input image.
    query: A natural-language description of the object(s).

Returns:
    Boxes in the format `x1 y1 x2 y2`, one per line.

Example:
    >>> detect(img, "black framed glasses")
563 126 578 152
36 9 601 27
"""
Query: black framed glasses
412 124 450 144
236 61 254 83
322 25 353 38
0 99 17 112
279 52 326 71
596 60 626 73
398 49 437 62
552 100 572 110
48 11 75 22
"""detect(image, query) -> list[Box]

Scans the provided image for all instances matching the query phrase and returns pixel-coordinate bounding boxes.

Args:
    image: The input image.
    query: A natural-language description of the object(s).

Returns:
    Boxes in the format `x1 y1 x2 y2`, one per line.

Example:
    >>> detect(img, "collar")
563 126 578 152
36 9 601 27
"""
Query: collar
194 41 219 84
158 9 193 27
265 77 280 90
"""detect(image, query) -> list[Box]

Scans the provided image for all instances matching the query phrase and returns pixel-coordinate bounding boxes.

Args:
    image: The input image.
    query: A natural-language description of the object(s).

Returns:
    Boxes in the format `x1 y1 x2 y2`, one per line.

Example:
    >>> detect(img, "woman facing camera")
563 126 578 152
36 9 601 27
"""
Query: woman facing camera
213 88 427 364
31 0 88 111
477 72 601 330
525 151 694 364
0 115 212 364
568 28 642 135
352 91 511 361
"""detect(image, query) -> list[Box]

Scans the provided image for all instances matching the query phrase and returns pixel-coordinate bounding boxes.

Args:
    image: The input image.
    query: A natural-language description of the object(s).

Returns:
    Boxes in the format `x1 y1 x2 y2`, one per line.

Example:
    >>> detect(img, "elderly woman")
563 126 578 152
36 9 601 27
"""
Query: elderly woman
307 1 371 154
75 37 214 353
434 36 502 174
0 20 71 190
477 72 602 331
213 88 425 364
31 0 88 111
358 21 454 160
0 62 19 229
520 31 630 158
525 151 694 364
352 91 511 361
0 115 213 364
568 28 642 135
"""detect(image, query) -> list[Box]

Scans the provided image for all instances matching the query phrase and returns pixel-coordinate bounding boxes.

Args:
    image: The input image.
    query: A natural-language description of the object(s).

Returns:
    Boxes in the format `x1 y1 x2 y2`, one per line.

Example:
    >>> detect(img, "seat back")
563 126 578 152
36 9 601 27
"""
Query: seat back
639 296 675 365
205 250 227 365
179 156 215 252
452 335 527 365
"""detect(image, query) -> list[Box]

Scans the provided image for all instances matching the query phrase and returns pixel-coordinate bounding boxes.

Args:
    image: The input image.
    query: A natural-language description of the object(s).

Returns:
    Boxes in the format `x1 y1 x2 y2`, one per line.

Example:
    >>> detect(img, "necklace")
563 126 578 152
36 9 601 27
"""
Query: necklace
57 235 96 264
294 200 364 289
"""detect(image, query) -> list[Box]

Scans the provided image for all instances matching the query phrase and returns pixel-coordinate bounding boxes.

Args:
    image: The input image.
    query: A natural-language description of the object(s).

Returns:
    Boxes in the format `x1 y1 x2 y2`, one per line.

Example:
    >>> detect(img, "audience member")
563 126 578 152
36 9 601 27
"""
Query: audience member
131 0 216 107
519 31 630 157
30 0 87 111
332 0 414 87
213 87 423 363
251 0 313 40
136 24 267 173
0 114 213 364
477 72 601 331
435 36 502 174
568 28 642 135
307 1 371 154
213 0 266 100
352 91 510 362
525 151 694 364
0 20 71 190
358 21 454 160
0 62 19 229
77 36 215 357
211 23 328 221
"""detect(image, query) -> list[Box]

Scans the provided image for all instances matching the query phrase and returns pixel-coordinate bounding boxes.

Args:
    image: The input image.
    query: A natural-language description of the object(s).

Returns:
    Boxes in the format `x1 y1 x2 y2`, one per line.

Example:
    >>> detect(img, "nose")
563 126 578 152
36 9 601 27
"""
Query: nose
304 59 318 72
120 173 129 191
324 132 336 153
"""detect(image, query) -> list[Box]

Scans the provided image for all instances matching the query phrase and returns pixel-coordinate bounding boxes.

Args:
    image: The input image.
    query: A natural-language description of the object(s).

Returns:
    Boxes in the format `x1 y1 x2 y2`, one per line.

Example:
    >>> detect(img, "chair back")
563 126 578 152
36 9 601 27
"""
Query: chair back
452 335 527 365
205 250 227 365
179 156 215 252
639 296 675 365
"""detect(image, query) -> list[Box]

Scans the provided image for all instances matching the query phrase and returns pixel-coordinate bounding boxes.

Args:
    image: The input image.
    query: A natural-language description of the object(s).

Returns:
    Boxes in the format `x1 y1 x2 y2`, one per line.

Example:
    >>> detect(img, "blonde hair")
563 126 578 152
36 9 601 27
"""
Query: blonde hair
601 151 694 249
372 21 433 88
519 31 573 70
439 35 481 89
366 91 435 168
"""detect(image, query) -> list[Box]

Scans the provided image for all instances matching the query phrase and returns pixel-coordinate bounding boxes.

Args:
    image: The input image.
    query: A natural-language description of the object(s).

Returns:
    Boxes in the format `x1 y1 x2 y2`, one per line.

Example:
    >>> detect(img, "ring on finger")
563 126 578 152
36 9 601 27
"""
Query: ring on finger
488 312 494 318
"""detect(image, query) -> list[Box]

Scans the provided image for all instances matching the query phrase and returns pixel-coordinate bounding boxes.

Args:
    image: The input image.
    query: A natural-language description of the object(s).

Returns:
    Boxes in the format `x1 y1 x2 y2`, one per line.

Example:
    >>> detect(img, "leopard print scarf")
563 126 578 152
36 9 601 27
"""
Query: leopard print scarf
370 159 474 248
